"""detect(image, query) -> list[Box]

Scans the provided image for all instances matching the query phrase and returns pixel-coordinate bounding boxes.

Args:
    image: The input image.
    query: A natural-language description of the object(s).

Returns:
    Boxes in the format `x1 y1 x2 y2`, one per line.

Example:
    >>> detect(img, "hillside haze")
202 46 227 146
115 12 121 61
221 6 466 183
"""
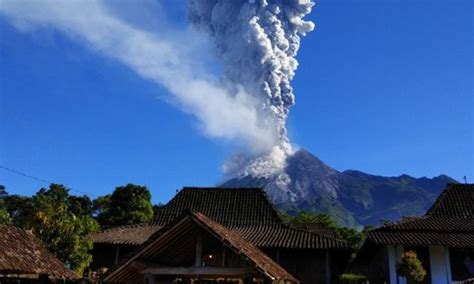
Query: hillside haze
221 149 457 227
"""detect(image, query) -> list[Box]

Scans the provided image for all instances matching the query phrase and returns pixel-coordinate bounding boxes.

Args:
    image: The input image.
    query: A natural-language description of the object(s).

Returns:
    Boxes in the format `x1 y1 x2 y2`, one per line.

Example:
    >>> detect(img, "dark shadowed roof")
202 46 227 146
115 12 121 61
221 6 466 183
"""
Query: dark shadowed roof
235 225 347 249
105 212 298 283
366 184 474 247
91 224 161 245
426 183 474 218
289 223 339 239
93 187 348 250
152 187 282 227
0 225 77 279
193 213 298 282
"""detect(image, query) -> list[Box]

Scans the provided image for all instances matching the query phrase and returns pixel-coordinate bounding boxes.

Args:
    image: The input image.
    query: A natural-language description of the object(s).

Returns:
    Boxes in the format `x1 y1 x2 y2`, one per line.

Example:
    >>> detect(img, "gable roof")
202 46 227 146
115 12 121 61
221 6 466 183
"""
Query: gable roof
426 183 474 218
151 187 282 227
93 187 348 250
105 212 298 283
0 225 77 279
365 184 474 247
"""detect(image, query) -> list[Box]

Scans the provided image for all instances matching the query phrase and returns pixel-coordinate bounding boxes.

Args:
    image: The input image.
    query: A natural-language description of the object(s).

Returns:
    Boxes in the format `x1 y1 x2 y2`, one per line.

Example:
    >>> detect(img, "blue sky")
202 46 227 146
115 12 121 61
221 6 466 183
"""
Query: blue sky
1 0 472 204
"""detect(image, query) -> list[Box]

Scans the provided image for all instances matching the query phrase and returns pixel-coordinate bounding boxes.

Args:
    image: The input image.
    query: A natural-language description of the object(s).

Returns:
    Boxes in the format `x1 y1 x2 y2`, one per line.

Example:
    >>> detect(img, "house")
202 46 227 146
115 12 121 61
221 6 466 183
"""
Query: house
353 184 474 284
0 224 77 282
104 211 298 283
91 187 350 283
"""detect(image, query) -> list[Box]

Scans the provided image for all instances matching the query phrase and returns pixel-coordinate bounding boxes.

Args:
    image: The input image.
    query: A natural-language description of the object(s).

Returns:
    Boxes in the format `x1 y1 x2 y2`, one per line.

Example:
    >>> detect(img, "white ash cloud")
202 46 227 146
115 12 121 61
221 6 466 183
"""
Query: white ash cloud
0 0 278 152
0 0 315 179
189 0 314 177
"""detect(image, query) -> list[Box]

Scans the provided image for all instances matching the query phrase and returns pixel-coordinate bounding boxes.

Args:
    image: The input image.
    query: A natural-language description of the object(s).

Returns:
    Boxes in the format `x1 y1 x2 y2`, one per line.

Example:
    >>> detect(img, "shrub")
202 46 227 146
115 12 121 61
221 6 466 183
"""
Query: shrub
339 273 368 284
396 251 427 282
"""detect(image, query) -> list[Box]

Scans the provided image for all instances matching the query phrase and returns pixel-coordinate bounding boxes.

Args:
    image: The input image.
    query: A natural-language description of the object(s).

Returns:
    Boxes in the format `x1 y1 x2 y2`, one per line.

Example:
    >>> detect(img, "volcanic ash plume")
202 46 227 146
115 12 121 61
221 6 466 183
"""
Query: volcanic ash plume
188 0 315 177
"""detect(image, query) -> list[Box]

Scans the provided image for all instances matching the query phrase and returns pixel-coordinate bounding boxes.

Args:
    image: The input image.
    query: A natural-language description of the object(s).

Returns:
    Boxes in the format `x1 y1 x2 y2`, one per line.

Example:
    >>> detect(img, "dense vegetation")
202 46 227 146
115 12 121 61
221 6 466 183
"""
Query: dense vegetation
283 211 374 248
0 183 154 274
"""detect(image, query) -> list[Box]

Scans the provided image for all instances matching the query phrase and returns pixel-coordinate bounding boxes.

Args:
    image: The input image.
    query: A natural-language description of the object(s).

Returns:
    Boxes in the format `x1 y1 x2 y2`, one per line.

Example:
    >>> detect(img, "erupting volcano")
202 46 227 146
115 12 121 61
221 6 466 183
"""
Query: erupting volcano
189 0 315 179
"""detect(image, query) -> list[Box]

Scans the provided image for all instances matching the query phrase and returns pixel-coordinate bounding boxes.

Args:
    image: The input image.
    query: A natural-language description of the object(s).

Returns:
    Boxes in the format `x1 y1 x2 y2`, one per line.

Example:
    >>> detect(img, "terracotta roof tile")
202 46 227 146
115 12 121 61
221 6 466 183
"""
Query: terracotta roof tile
91 224 161 245
366 184 474 247
426 184 474 218
105 212 299 283
0 225 77 279
152 187 282 227
93 187 348 249
192 212 298 282
235 225 348 249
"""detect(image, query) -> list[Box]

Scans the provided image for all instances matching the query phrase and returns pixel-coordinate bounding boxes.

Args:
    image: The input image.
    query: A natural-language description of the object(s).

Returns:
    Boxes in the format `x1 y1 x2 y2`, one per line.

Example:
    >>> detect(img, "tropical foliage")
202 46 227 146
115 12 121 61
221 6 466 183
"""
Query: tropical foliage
396 250 427 282
1 182 156 274
0 185 11 224
94 183 154 228
283 211 372 248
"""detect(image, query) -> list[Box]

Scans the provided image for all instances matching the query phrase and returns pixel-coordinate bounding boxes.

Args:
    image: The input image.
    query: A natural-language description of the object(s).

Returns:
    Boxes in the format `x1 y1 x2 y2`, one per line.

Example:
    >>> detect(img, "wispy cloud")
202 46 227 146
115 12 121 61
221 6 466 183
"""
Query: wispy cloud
0 0 278 152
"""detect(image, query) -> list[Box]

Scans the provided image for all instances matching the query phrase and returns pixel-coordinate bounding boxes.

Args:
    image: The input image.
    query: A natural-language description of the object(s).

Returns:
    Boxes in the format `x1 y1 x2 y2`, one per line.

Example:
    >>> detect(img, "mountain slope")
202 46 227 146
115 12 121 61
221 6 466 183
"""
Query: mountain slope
221 149 457 227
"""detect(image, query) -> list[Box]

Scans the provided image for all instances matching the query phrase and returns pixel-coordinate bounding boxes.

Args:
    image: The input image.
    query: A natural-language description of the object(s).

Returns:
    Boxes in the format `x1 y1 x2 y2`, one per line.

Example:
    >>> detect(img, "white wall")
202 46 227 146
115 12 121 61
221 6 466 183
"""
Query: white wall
389 245 453 284
387 245 407 284
429 246 452 284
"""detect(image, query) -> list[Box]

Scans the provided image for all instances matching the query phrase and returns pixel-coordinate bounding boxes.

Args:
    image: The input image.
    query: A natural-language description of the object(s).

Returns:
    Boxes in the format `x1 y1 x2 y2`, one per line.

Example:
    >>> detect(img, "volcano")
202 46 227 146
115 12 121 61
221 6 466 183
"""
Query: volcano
221 149 457 227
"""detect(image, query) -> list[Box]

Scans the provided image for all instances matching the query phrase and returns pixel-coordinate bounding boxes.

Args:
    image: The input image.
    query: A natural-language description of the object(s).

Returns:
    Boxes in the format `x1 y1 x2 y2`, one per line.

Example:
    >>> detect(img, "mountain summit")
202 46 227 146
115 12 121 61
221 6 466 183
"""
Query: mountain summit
221 149 457 227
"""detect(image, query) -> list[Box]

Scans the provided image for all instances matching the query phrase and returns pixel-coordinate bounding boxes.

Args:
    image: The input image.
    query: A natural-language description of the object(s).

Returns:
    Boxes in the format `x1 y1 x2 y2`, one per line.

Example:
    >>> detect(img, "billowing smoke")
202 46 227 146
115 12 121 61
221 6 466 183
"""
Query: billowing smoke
188 0 315 178
0 0 314 179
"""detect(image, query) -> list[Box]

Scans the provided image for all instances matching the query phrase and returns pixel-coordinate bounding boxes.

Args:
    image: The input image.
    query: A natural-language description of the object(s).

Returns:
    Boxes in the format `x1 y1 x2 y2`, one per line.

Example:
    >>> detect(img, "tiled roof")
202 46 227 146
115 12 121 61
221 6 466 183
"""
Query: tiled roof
288 223 339 239
93 187 348 249
192 213 299 282
91 224 161 245
0 225 77 279
366 184 474 247
151 187 282 227
368 231 474 247
235 225 348 249
426 183 474 218
105 212 298 283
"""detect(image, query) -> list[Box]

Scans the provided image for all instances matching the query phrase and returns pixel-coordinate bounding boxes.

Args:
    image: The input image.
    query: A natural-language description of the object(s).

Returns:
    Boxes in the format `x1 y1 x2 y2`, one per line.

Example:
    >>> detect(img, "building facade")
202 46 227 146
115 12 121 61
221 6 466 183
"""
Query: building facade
353 184 474 284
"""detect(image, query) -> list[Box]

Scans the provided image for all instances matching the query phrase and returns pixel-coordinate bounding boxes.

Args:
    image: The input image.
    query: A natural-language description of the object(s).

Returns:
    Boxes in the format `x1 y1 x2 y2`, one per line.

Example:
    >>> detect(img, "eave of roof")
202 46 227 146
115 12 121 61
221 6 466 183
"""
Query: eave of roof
365 184 474 248
0 225 77 279
104 212 298 283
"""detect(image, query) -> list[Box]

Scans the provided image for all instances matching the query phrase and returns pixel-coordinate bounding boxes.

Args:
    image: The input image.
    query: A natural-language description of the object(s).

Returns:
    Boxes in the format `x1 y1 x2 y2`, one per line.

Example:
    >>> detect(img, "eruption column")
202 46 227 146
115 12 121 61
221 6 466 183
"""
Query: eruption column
189 0 315 177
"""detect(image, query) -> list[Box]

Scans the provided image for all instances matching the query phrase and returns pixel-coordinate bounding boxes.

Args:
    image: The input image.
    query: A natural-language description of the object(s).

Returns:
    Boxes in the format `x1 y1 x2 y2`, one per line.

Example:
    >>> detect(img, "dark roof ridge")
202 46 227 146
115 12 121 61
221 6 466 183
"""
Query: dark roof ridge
279 222 349 245
426 183 474 218
151 186 283 226
181 186 264 190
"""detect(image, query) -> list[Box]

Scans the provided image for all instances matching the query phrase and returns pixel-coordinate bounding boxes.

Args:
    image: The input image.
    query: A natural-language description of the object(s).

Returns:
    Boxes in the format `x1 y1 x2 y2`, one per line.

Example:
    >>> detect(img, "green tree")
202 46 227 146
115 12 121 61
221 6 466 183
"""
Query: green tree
284 211 369 248
31 184 99 274
69 195 94 217
336 227 364 248
290 211 337 228
94 183 153 228
396 251 426 282
3 194 35 227
0 185 12 224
